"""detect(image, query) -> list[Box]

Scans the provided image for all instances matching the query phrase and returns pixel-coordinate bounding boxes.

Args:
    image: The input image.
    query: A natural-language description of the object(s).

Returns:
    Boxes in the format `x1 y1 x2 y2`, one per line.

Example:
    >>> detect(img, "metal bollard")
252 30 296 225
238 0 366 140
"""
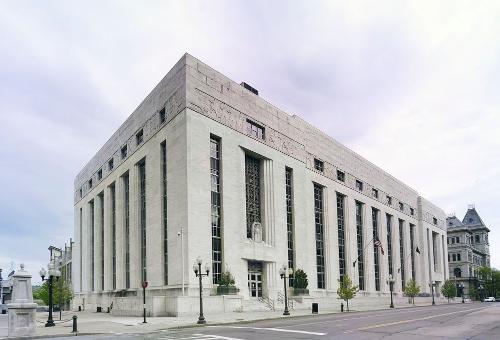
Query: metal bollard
341 302 344 312
71 315 78 333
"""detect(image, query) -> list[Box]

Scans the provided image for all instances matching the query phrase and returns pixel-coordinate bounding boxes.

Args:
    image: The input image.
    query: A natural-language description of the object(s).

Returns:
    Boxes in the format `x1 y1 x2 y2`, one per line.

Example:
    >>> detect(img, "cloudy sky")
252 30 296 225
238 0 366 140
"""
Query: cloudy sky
1 1 499 281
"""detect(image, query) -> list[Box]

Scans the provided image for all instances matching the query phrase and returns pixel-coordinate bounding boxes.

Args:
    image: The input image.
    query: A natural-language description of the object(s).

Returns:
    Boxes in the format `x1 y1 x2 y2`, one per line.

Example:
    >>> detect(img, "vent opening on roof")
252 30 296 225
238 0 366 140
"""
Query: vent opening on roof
240 82 258 96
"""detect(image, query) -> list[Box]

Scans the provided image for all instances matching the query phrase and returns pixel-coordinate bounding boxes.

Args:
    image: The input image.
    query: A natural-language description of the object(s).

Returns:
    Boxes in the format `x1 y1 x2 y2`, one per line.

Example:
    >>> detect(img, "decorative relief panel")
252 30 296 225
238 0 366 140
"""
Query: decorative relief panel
188 88 306 162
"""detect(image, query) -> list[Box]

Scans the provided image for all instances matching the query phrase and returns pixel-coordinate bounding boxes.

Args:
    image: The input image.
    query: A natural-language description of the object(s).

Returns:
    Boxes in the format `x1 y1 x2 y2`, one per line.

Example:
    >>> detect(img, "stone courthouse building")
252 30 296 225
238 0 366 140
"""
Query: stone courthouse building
72 54 448 316
447 206 490 297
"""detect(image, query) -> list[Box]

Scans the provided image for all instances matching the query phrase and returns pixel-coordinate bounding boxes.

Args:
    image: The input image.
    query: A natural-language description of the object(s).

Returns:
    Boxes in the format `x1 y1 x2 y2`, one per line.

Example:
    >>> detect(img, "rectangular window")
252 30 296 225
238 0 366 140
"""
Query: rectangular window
355 201 364 290
89 200 95 291
399 219 405 288
97 169 103 181
457 253 461 261
337 170 345 182
433 217 437 225
386 195 392 205
285 167 294 286
138 160 147 282
355 180 363 191
123 172 130 289
89 179 93 189
161 142 168 285
79 207 83 291
99 192 104 291
410 223 416 280
136 129 144 145
337 193 346 282
452 254 456 261
314 184 325 289
399 202 404 211
108 158 114 171
110 183 116 290
410 207 414 216
245 155 261 239
246 119 265 139
373 208 380 291
210 138 222 284
121 145 128 159
314 158 324 172
159 107 166 124
432 232 438 269
79 188 82 198
386 214 393 276
372 188 378 199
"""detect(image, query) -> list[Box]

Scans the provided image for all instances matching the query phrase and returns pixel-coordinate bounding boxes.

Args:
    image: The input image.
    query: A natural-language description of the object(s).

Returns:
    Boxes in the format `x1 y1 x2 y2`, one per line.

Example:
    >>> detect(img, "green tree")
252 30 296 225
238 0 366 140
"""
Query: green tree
33 280 73 307
476 266 500 298
293 269 308 289
219 271 235 287
403 279 421 305
337 274 358 311
469 286 478 301
441 280 457 303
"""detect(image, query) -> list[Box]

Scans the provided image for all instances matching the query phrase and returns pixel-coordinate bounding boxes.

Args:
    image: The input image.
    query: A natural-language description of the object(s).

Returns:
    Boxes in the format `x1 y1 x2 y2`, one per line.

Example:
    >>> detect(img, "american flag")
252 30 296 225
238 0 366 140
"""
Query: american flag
374 237 385 255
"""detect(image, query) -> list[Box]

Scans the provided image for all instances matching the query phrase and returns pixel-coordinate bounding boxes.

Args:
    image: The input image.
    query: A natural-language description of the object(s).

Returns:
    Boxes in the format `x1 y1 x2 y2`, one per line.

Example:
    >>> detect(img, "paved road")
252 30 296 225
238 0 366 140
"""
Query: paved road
41 303 500 339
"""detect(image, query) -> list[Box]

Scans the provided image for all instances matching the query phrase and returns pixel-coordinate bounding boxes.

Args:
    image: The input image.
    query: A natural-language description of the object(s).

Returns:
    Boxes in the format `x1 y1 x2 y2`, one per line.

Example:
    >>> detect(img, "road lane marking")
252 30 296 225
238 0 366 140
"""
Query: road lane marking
158 335 245 340
209 325 326 336
344 306 489 333
285 305 478 327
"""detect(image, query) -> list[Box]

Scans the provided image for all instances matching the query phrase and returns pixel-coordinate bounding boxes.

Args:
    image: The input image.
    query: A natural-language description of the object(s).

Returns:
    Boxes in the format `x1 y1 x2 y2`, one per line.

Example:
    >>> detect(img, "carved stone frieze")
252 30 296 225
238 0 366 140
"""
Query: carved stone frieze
189 88 306 162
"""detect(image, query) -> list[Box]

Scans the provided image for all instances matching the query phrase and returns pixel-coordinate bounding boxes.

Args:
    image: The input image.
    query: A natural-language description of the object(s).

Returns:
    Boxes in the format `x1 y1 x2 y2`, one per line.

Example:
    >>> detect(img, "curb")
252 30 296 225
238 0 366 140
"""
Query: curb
3 302 476 339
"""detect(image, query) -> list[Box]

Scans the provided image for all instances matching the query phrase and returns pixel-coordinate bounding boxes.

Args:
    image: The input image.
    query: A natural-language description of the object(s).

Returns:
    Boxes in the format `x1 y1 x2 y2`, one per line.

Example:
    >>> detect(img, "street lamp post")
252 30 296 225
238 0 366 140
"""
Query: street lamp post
0 268 3 306
430 281 436 305
388 274 395 308
142 281 148 323
279 264 291 316
39 262 61 327
459 283 465 303
193 257 210 324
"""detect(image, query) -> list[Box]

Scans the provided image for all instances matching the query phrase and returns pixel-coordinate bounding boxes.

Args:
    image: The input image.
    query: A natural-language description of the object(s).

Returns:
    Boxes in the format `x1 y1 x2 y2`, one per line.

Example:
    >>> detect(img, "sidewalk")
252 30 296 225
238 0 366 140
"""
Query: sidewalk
1 299 470 339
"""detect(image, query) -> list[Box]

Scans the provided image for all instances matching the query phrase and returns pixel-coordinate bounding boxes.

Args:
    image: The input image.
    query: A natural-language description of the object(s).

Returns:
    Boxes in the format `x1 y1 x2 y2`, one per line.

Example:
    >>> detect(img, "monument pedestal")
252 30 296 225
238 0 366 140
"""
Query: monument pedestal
7 264 37 338
8 303 37 337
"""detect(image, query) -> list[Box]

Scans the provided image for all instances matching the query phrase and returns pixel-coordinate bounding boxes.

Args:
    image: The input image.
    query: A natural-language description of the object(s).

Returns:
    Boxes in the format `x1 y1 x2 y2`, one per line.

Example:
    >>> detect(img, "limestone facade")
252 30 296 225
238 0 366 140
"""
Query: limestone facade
72 53 448 315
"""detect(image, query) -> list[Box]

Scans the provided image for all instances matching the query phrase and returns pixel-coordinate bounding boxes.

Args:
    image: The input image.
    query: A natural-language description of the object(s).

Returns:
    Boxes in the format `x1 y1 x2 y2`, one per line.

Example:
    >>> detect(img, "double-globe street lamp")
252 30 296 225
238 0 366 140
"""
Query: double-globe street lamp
193 257 210 324
479 285 484 302
39 262 61 327
459 283 465 303
279 264 291 316
387 274 395 308
429 281 436 305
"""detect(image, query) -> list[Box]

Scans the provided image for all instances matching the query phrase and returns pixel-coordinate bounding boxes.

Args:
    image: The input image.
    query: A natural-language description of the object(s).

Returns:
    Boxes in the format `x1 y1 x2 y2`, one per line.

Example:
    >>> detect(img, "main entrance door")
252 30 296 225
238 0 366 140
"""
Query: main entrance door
248 261 263 298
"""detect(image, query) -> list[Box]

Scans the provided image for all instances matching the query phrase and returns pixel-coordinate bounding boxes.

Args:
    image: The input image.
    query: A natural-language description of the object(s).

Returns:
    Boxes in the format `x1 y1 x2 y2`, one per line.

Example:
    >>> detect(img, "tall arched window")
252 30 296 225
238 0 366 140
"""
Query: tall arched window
454 267 462 278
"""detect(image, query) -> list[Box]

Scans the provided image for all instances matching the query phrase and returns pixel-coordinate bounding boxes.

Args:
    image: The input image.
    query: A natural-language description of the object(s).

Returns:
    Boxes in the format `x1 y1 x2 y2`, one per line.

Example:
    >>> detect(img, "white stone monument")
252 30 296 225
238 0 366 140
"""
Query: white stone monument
7 264 37 337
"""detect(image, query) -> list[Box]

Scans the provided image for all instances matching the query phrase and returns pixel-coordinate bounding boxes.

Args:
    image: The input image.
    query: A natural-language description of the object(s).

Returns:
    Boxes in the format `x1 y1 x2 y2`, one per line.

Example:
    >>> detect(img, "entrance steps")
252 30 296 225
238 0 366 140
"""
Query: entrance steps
242 298 274 312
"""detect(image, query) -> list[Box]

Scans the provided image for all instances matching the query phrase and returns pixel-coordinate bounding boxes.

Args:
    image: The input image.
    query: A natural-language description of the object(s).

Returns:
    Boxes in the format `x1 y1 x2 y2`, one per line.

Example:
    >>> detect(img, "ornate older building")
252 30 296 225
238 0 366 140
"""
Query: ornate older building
447 205 490 298
72 54 448 316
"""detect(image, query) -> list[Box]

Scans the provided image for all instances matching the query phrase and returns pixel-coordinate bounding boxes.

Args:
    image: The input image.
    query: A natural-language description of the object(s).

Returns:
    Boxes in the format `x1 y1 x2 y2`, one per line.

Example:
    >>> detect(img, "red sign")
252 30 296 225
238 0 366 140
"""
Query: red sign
142 281 148 288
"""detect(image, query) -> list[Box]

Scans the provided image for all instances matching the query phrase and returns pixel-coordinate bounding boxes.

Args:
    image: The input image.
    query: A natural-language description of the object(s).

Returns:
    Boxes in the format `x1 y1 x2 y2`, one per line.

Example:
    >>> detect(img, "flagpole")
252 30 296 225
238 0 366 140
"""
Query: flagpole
397 246 421 273
353 237 375 267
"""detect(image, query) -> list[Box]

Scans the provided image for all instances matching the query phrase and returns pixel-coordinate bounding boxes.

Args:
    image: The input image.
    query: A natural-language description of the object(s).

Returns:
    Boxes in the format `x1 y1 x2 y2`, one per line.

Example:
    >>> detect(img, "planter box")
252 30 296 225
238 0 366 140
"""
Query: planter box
216 286 237 295
292 288 310 296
